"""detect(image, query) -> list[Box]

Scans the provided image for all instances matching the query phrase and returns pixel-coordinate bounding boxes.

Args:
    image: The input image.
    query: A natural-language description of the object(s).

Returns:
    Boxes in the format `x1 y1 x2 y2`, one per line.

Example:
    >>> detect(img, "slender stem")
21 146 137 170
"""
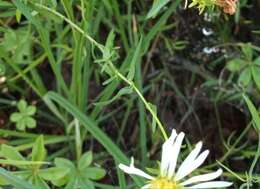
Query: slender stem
75 119 82 161
34 3 104 51
111 63 168 140
34 3 168 140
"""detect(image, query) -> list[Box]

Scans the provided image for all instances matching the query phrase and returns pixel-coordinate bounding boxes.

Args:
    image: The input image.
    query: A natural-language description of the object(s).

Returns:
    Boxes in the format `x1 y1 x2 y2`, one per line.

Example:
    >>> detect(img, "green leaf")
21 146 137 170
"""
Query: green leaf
0 29 17 51
10 112 23 122
16 9 22 23
0 168 38 189
0 174 8 185
64 177 77 189
243 95 260 133
25 117 36 128
34 176 50 189
51 174 69 187
0 159 48 166
13 170 31 178
148 103 157 133
44 92 144 186
82 167 106 180
94 86 133 106
226 58 245 72
26 106 36 116
32 135 46 163
38 167 69 181
147 0 170 19
252 66 260 90
50 161 71 187
238 68 251 86
1 144 25 161
105 30 115 51
253 57 260 66
241 43 253 61
17 120 26 131
102 76 117 85
17 100 27 112
127 37 143 81
0 62 5 75
54 158 75 169
100 30 117 65
78 151 93 170
78 178 94 189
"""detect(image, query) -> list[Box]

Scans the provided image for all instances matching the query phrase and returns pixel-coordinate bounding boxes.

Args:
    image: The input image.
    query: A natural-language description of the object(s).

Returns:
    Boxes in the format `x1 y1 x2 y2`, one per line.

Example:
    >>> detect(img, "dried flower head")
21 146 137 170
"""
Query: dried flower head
188 0 238 15
215 0 238 15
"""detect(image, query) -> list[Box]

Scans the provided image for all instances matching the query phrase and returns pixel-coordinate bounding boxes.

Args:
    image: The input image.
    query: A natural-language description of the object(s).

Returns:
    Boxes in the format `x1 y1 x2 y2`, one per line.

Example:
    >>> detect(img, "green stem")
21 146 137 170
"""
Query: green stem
111 63 168 140
34 3 104 52
34 3 168 141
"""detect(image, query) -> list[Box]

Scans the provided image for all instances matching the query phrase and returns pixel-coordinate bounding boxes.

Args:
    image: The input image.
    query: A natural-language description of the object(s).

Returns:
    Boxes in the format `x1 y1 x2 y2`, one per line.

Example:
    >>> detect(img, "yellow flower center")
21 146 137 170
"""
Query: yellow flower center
149 177 181 189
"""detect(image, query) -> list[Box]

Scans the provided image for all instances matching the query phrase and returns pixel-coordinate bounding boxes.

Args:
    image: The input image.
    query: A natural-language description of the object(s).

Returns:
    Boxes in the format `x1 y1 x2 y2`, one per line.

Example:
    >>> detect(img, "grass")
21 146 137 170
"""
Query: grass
0 0 259 188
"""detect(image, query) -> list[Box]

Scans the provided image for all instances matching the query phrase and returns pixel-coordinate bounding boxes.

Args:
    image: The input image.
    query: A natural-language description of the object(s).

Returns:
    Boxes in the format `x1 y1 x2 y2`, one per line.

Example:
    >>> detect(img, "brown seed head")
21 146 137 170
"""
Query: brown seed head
215 0 238 15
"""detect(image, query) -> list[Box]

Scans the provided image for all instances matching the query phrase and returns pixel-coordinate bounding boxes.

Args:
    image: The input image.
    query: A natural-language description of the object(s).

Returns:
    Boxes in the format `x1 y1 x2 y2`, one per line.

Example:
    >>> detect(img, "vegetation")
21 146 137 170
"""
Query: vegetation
0 0 259 188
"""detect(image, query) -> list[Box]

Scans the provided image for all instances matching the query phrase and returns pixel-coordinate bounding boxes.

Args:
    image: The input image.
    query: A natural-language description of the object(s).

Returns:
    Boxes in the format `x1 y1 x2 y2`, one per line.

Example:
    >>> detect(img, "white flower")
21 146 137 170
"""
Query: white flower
119 129 232 189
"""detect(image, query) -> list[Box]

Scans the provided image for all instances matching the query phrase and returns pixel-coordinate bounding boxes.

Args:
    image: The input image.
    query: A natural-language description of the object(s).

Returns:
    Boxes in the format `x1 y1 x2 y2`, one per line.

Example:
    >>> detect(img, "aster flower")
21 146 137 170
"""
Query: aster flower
119 129 232 189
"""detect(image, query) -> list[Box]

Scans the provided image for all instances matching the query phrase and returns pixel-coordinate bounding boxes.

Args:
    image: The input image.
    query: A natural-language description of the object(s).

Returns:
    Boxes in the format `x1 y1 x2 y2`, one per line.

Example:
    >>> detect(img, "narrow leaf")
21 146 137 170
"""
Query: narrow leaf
148 103 157 133
127 37 143 80
94 87 133 106
243 95 260 133
147 0 171 19
32 135 46 163
44 92 144 186
0 168 38 189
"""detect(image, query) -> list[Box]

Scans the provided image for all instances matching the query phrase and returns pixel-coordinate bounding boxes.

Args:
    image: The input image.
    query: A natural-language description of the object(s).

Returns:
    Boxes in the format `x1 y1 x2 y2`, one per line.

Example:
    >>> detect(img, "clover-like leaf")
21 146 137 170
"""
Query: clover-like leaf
10 99 37 131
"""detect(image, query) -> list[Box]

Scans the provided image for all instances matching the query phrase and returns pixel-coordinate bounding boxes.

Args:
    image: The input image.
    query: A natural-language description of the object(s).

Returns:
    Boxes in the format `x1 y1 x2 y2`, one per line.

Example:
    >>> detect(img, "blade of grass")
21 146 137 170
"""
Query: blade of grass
0 168 38 189
243 94 260 133
44 91 144 186
12 0 70 98
0 47 43 96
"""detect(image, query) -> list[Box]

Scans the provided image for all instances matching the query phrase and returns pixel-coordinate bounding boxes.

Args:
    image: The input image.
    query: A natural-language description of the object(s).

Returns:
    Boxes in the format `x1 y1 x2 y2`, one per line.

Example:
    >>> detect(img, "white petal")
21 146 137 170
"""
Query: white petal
186 181 233 188
176 149 209 180
180 169 223 186
141 184 151 189
175 141 203 180
119 158 154 180
160 129 177 176
167 132 185 178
